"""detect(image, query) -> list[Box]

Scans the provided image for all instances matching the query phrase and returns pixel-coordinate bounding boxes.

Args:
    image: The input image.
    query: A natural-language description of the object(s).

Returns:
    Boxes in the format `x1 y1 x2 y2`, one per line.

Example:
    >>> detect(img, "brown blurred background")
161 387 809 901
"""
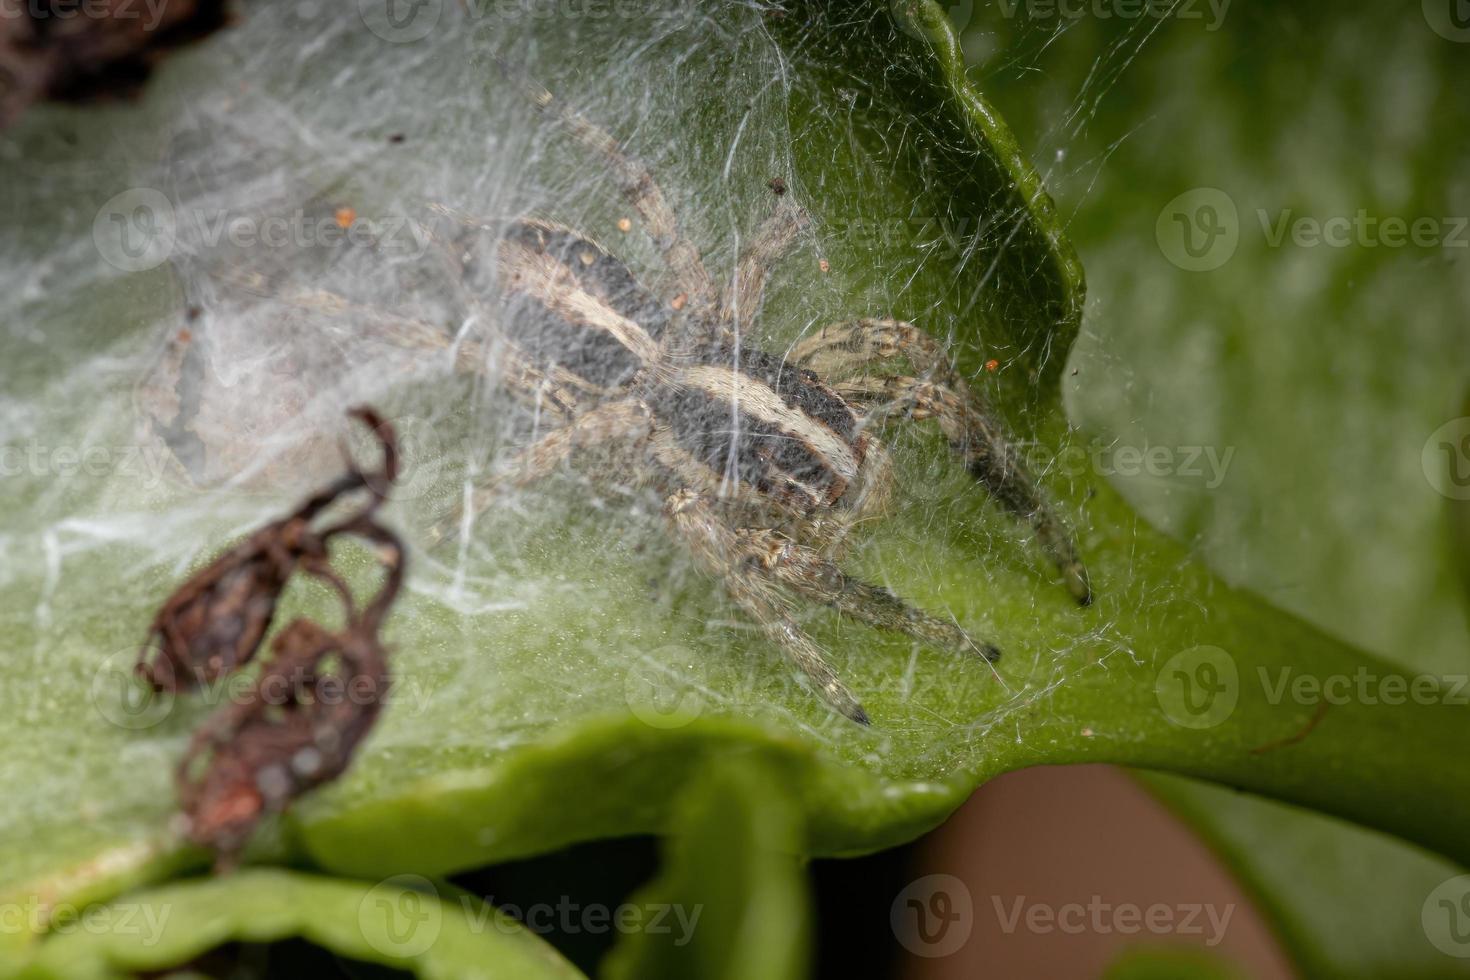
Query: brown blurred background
893 765 1293 979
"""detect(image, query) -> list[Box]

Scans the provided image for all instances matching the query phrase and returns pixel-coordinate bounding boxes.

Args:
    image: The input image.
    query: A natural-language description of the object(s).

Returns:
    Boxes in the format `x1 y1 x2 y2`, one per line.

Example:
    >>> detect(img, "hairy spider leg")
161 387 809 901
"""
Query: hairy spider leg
835 371 1091 605
500 61 718 317
727 524 1000 662
426 397 654 547
722 197 812 331
664 488 869 725
788 318 964 387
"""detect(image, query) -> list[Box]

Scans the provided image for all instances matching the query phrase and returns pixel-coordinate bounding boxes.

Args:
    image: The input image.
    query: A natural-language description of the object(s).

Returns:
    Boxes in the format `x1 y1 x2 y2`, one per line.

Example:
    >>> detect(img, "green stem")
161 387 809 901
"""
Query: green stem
1025 482 1470 866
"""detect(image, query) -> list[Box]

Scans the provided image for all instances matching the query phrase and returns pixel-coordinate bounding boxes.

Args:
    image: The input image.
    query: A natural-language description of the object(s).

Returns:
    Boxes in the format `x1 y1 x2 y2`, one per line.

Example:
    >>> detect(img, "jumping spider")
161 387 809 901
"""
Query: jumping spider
425 72 1091 725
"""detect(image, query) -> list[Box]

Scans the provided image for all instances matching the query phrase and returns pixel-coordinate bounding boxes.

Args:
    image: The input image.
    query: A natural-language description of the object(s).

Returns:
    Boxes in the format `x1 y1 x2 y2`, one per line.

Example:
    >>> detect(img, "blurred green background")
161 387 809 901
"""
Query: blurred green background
935 2 1470 977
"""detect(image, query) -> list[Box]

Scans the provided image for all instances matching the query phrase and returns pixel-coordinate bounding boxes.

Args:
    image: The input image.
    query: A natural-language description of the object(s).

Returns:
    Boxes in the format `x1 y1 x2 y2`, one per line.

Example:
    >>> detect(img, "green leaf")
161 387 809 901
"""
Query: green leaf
883 0 1087 391
1143 776 1469 980
602 756 809 980
0 0 1465 966
9 869 583 979
1101 943 1247 980
959 2 1470 976
1446 386 1470 615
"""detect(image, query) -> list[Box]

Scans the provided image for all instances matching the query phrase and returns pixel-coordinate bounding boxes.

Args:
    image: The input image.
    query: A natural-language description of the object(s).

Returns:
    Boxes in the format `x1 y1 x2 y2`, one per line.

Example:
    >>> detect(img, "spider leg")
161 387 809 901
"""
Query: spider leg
788 318 959 386
723 198 811 327
502 66 717 316
281 284 585 424
312 207 607 421
839 374 1092 605
790 320 1089 601
734 524 1000 662
427 398 653 547
664 489 869 725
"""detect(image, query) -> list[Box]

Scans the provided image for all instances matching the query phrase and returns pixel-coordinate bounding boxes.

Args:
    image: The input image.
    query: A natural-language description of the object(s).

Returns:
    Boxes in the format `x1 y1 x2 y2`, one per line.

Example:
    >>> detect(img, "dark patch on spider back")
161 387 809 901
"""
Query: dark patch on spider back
696 345 859 443
504 222 670 334
503 295 646 389
502 222 670 389
657 383 845 502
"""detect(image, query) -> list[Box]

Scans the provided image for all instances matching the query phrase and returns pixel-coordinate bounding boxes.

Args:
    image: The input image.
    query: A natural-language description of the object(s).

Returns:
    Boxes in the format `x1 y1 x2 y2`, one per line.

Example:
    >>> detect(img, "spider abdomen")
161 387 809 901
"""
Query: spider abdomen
651 346 868 513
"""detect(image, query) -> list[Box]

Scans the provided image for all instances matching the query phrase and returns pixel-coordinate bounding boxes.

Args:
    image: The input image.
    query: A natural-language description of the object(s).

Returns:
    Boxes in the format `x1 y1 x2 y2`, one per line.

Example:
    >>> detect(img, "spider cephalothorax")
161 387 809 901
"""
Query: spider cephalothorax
424 72 1091 725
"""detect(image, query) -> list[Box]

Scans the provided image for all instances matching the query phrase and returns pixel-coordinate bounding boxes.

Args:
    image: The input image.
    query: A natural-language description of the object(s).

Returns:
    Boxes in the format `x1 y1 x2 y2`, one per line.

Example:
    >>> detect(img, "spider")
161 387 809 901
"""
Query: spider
424 72 1092 726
